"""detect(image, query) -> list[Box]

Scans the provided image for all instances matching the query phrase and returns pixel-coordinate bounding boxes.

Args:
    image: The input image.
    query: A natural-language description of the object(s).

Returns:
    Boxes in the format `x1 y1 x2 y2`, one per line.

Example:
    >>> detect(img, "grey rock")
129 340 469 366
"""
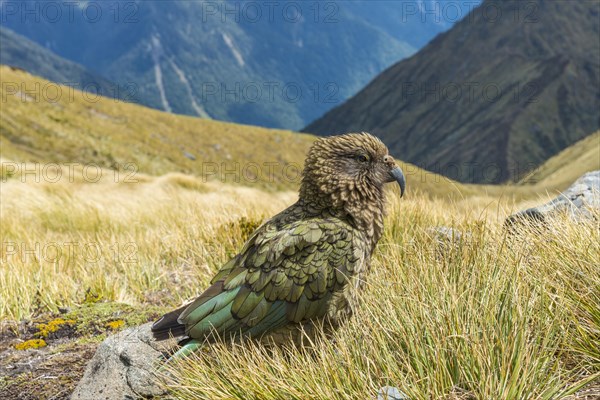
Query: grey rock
424 226 472 259
425 226 470 244
377 386 409 400
71 323 176 400
506 170 600 227
183 151 196 161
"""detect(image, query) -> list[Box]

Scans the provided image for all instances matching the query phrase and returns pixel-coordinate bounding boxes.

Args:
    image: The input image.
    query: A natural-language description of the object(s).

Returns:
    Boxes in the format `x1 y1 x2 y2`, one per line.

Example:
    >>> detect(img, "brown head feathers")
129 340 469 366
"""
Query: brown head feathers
299 132 400 245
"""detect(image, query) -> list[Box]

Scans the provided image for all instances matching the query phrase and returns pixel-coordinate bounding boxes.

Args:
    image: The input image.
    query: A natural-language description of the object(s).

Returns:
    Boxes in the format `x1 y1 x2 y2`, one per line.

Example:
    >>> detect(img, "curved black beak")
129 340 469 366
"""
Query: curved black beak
390 167 406 198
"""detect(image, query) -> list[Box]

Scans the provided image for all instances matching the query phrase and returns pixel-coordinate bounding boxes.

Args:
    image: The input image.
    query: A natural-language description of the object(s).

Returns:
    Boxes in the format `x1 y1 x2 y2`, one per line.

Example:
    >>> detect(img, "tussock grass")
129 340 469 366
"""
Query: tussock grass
1 167 598 398
160 197 599 399
2 65 598 399
0 169 294 320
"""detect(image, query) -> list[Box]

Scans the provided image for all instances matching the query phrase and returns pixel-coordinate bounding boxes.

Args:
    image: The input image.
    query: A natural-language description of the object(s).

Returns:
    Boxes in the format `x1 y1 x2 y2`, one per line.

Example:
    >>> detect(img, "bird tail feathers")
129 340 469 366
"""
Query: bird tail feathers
151 304 188 340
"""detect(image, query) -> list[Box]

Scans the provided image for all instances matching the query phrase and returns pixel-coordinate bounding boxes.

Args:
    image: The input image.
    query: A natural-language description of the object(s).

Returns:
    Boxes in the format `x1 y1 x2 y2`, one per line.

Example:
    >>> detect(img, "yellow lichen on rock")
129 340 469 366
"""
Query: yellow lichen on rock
15 339 47 350
105 320 125 330
36 318 75 338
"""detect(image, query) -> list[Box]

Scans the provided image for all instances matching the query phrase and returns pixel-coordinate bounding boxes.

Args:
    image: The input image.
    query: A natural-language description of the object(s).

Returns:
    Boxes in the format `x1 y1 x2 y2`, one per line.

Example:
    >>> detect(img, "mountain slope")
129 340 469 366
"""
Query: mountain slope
0 66 313 190
1 1 461 129
0 27 125 101
304 0 600 184
521 131 600 190
1 66 473 197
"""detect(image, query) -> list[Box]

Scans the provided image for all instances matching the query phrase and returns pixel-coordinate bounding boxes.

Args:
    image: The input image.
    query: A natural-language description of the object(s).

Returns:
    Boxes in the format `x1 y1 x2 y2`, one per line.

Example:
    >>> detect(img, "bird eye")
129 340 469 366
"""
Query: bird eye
357 154 369 163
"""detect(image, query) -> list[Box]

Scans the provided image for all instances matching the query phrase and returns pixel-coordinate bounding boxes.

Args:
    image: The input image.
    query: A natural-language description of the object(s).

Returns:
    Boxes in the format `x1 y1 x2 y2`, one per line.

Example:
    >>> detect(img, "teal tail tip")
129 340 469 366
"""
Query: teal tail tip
170 340 203 360
156 340 203 373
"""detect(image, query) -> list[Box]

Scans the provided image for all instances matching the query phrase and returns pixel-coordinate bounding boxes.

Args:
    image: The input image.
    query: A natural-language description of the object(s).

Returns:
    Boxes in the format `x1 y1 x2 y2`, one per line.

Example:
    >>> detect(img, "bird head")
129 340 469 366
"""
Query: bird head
300 132 405 209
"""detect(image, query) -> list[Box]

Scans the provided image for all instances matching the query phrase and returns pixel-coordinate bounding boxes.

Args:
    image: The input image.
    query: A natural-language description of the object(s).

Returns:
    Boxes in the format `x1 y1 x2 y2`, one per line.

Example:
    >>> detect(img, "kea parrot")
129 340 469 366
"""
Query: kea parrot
152 132 406 359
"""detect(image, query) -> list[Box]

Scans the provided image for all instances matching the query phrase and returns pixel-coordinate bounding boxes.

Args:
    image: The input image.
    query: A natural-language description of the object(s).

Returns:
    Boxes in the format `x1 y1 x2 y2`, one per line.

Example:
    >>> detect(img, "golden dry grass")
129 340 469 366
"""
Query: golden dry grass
0 166 295 320
1 66 598 399
160 197 599 400
1 168 598 399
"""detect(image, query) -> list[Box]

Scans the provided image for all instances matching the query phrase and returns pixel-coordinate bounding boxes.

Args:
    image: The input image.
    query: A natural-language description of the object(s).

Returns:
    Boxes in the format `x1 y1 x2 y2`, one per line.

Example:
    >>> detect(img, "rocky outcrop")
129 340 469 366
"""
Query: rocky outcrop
71 323 175 400
506 171 599 226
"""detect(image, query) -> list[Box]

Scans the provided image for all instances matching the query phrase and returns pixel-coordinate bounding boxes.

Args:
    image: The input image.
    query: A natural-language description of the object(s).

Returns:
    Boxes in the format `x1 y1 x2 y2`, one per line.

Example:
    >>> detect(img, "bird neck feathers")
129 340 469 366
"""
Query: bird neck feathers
299 179 385 250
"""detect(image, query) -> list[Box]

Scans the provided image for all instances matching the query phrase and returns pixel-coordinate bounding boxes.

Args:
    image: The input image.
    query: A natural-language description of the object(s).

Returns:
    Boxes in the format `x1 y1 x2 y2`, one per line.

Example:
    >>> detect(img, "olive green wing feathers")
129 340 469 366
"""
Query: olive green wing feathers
176 217 361 340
